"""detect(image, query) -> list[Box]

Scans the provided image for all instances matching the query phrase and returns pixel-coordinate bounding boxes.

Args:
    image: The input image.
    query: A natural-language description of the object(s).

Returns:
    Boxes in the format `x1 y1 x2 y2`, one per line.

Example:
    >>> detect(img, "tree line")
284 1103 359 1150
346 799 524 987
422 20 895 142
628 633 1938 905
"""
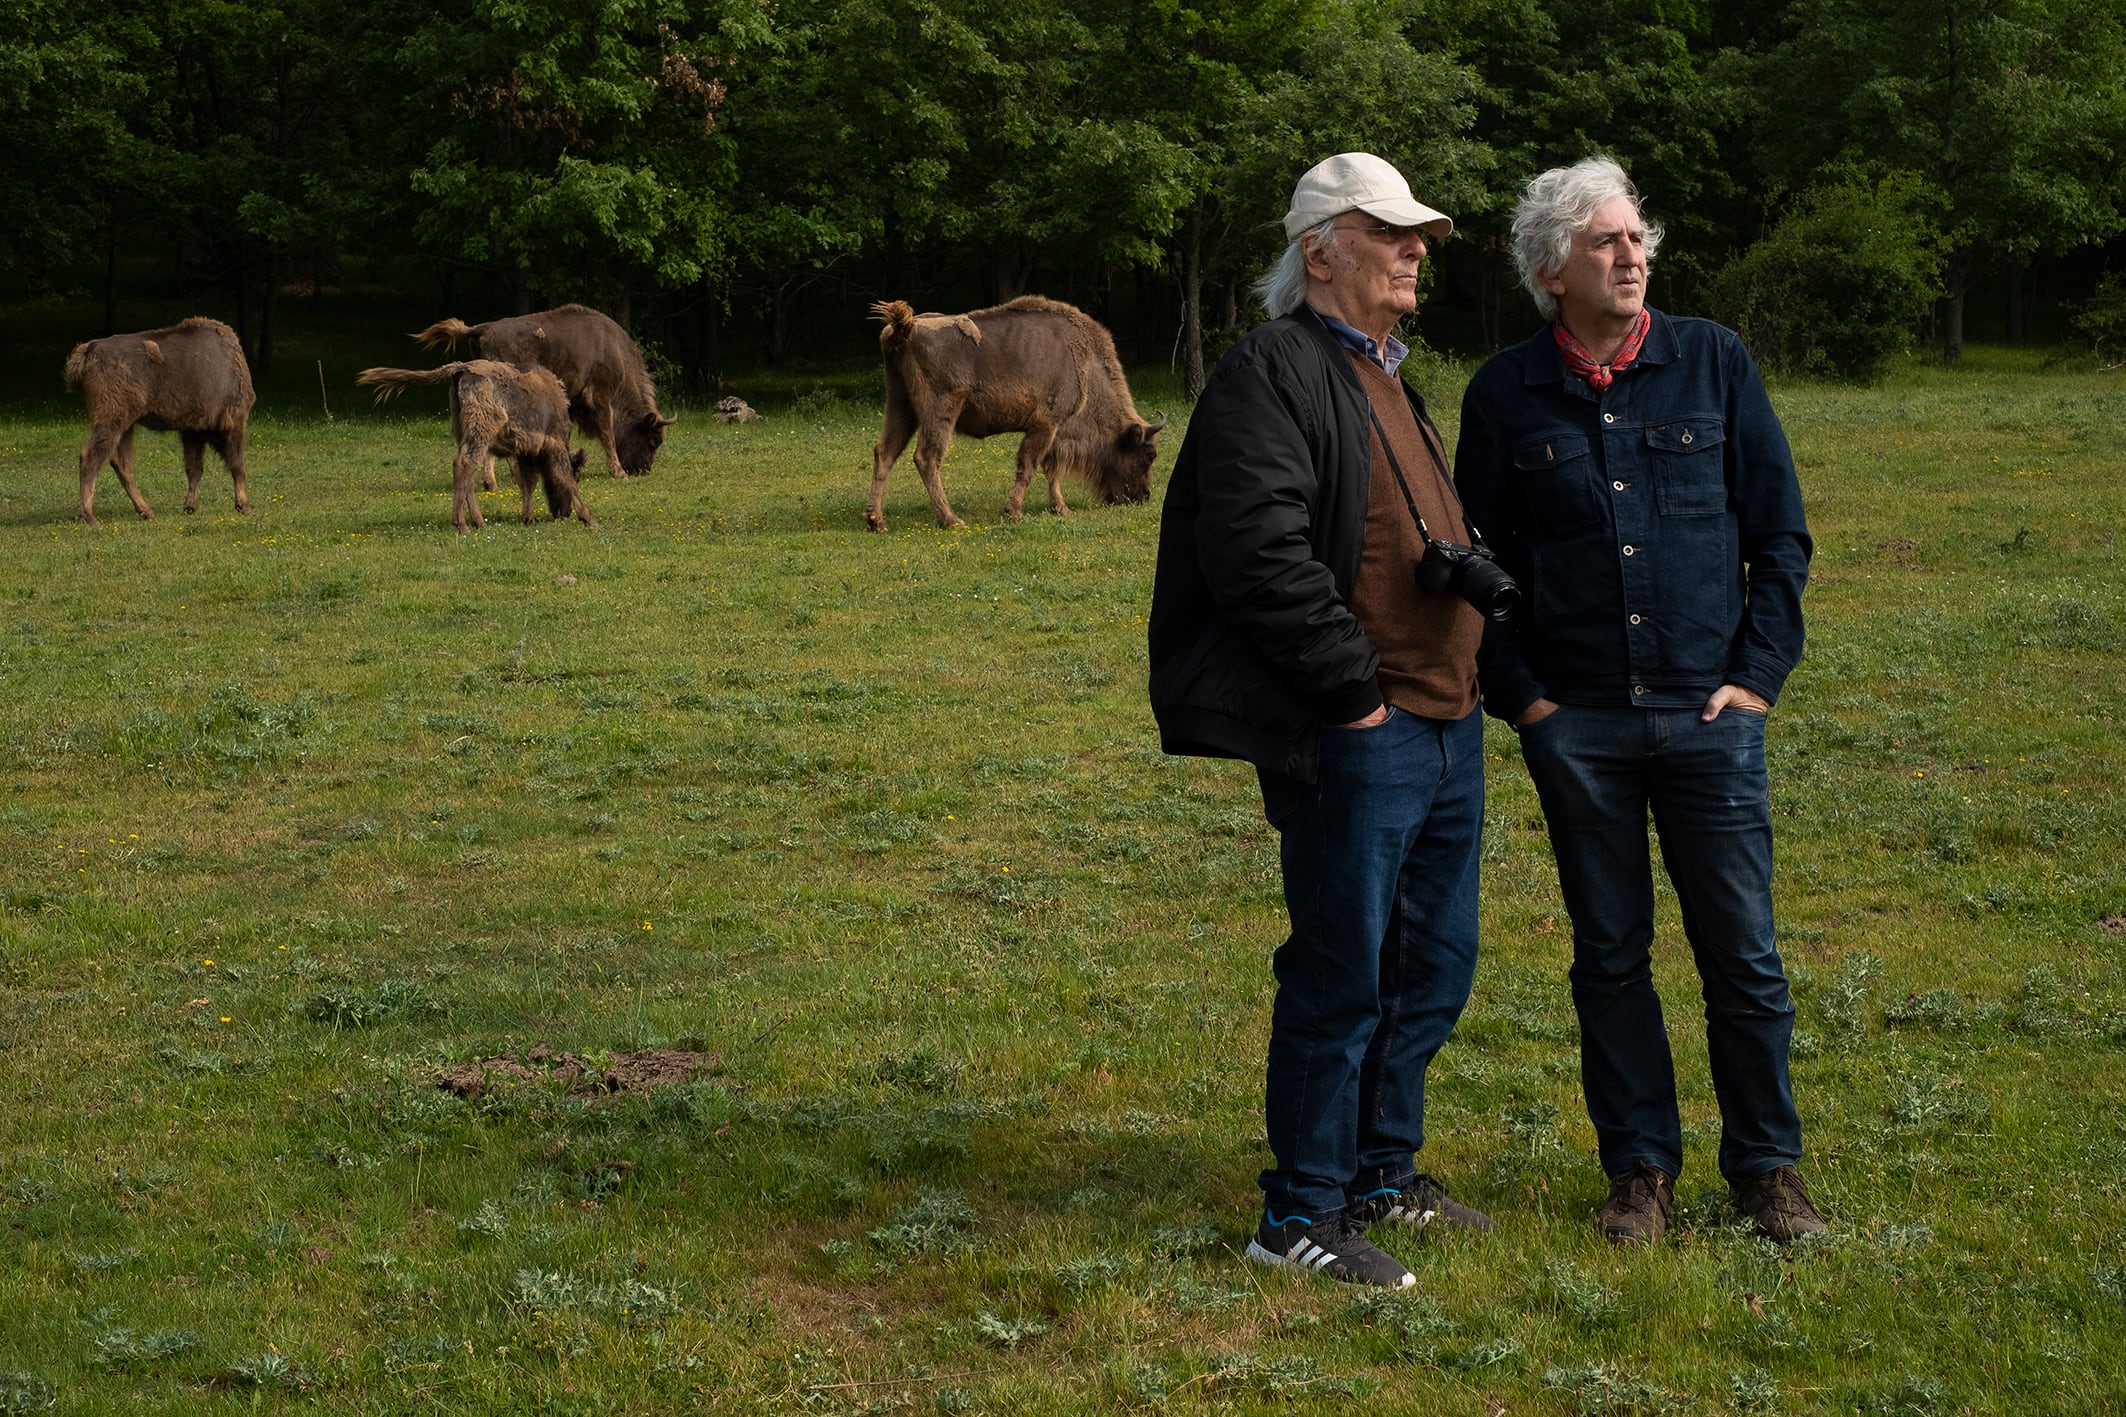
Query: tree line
5 0 2123 392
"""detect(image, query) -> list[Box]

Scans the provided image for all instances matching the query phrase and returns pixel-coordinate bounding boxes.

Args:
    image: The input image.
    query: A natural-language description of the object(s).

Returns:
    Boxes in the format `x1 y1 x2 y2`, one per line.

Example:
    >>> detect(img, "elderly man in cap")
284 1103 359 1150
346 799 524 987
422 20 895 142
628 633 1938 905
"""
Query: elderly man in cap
1455 157 1821 1247
1150 153 1497 1289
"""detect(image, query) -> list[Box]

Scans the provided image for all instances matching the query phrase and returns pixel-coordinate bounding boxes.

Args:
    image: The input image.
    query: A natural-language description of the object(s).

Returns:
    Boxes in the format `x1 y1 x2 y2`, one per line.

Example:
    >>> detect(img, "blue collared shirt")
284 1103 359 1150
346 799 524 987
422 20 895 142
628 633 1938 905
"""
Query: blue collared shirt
1309 308 1408 377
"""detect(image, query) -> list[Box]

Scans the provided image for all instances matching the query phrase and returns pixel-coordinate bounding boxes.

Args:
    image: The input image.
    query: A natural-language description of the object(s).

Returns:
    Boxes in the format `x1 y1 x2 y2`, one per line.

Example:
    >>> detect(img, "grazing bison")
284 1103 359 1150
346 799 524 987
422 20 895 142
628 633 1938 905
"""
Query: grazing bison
413 304 674 479
356 360 594 533
868 295 1165 532
63 317 254 527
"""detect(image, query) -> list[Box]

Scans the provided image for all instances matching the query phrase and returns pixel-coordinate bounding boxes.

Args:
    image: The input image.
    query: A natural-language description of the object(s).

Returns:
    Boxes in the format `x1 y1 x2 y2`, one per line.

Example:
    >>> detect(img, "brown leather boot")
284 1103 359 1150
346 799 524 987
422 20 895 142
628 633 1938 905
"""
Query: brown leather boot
1732 1165 1827 1243
1598 1161 1674 1246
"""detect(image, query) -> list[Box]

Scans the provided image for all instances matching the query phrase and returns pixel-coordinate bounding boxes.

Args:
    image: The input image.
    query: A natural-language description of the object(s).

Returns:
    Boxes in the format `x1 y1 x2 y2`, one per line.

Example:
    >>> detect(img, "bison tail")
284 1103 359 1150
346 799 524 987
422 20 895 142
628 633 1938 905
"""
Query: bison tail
356 364 461 402
413 317 475 351
870 300 919 353
63 342 91 392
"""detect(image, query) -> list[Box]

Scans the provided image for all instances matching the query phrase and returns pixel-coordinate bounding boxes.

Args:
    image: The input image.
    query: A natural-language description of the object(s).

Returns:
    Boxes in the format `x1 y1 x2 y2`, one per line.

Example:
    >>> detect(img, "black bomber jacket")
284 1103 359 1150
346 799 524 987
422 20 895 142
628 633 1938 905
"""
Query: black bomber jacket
1148 306 1443 783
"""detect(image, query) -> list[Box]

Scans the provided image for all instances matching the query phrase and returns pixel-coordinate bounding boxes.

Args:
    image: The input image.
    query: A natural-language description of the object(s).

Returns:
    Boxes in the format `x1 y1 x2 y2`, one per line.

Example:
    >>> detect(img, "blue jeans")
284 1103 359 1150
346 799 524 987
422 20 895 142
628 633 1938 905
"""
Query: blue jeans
1255 707 1483 1219
1516 703 1801 1183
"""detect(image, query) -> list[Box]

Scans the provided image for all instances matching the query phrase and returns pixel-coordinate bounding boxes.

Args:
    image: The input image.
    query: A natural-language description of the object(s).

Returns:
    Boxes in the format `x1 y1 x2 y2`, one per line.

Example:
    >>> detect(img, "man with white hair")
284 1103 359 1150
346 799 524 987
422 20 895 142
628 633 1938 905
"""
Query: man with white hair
1150 153 1497 1289
1454 157 1821 1246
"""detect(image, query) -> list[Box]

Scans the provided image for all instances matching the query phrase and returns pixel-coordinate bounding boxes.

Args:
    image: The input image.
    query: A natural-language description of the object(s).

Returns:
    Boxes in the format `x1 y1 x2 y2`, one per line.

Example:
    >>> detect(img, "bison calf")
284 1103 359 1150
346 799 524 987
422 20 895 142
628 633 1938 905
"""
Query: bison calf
413 304 675 480
355 360 594 533
64 318 254 527
868 296 1164 532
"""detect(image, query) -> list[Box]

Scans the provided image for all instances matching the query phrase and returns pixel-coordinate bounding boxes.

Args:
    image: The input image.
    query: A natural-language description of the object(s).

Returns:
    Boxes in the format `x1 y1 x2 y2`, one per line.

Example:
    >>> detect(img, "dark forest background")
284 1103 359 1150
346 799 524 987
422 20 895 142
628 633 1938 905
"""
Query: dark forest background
5 0 2124 397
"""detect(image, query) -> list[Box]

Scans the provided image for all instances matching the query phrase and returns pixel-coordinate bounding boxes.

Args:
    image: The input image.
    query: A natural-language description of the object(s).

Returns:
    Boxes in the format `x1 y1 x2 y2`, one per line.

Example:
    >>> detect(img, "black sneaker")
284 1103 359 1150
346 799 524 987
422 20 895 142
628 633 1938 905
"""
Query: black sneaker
1351 1174 1497 1232
1245 1211 1415 1289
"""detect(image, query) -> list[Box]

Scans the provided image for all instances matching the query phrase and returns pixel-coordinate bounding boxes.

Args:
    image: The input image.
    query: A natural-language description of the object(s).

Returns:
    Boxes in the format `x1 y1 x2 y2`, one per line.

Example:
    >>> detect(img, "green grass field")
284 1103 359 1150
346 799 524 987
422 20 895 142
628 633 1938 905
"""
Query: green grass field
1 341 2123 1414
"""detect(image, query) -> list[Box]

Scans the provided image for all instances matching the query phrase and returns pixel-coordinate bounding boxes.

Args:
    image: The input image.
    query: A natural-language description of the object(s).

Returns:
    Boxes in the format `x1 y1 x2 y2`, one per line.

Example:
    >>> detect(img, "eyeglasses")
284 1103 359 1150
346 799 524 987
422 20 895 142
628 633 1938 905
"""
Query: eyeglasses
1337 220 1428 243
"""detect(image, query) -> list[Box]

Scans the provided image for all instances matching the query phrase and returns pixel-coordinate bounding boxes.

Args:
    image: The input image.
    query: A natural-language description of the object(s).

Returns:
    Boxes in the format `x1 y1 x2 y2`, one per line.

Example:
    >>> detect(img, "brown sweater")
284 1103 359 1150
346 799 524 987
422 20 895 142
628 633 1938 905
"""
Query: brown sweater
1347 353 1482 720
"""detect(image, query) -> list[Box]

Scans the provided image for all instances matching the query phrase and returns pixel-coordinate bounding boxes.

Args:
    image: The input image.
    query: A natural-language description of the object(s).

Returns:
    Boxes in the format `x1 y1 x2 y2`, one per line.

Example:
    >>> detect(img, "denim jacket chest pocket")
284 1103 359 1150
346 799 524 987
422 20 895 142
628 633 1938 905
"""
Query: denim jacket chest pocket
1510 431 1600 533
1645 418 1728 516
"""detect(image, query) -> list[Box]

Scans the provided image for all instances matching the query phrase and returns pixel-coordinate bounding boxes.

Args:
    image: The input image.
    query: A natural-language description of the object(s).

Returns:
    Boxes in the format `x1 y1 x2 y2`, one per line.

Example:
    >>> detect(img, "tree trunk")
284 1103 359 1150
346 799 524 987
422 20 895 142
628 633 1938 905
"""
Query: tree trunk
103 209 119 336
994 248 1033 302
1180 208 1206 402
233 238 254 362
704 285 721 390
1479 244 1504 353
2004 254 2028 344
1939 269 1969 363
258 248 279 377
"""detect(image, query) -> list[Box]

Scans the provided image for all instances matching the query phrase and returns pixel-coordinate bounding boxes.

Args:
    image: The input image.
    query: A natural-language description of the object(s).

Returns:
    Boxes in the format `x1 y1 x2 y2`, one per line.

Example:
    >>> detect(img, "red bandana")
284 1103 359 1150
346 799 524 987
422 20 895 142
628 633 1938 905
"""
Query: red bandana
1553 309 1651 392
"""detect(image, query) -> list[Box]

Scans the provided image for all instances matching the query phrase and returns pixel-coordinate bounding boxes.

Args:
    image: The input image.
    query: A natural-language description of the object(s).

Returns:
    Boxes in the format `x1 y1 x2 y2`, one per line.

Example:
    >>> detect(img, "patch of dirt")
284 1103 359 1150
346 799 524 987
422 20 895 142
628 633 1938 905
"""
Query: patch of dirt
435 1043 720 1100
2099 914 2126 934
1874 538 1924 569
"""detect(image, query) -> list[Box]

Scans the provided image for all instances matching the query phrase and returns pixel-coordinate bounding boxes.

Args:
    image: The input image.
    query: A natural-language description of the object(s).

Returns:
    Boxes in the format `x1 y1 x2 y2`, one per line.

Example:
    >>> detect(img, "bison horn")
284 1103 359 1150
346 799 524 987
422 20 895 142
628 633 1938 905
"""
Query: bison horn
1144 412 1168 434
657 415 678 427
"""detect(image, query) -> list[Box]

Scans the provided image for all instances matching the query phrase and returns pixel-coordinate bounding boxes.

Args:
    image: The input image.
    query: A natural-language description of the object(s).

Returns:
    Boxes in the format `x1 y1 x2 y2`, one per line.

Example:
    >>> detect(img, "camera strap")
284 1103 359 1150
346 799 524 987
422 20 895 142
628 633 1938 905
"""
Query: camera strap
1365 404 1480 546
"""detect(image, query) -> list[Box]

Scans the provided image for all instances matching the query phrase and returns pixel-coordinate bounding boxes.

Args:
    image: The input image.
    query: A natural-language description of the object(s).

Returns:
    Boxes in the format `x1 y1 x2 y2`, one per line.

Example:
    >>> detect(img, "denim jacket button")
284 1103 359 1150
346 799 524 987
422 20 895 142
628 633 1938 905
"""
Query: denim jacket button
1622 544 1637 556
1633 685 1648 695
1629 614 1643 624
1603 413 1616 424
1612 480 1626 490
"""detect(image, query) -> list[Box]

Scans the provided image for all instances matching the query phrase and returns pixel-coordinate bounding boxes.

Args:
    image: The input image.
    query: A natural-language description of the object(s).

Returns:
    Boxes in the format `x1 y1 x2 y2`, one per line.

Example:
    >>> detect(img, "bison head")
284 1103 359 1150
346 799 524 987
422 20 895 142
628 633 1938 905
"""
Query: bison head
1096 413 1165 505
617 411 676 475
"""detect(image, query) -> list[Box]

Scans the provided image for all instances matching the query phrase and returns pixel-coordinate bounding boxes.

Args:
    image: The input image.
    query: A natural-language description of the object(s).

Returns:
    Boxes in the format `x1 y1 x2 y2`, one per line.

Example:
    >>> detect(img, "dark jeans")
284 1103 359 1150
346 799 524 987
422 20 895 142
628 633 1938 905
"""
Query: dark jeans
1255 706 1483 1220
1516 702 1801 1183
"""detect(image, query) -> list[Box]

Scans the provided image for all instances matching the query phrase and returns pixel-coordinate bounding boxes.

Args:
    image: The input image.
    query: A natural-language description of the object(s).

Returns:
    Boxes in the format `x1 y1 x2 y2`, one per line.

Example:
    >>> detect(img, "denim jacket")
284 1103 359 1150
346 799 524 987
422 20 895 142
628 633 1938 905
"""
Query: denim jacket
1454 310 1811 722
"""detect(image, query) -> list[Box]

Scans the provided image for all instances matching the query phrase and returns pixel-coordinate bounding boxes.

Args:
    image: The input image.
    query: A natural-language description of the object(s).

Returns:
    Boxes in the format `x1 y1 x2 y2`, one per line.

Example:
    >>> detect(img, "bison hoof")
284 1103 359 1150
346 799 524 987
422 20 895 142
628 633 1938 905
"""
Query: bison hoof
865 513 886 532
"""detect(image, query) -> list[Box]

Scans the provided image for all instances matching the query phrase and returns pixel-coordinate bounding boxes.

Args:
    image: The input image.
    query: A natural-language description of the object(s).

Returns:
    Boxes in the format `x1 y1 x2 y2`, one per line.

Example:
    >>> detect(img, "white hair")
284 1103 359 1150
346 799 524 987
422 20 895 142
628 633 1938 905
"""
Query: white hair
1253 216 1347 318
1511 157 1665 320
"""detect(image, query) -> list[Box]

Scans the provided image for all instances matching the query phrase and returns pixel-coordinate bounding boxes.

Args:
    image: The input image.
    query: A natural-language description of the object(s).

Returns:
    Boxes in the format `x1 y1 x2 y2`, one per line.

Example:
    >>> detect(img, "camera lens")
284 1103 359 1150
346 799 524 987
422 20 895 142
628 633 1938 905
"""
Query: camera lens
1457 557 1520 622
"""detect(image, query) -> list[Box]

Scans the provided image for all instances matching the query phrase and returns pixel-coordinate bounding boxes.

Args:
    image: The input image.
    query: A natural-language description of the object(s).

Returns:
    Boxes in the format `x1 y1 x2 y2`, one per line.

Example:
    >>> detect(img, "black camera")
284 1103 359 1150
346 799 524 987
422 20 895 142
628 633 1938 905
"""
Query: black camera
1415 537 1520 622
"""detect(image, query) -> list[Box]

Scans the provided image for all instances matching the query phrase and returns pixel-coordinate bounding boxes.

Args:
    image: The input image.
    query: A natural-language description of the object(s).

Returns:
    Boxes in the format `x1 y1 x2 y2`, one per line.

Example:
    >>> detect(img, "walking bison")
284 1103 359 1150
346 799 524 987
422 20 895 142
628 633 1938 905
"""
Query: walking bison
63 318 254 527
867 296 1165 532
356 360 594 533
413 305 674 480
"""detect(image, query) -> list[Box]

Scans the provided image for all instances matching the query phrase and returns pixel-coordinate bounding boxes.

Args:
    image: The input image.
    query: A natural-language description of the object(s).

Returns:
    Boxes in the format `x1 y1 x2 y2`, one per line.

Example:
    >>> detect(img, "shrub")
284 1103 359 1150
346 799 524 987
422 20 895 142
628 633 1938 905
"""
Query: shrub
1711 169 1944 381
2071 273 2126 364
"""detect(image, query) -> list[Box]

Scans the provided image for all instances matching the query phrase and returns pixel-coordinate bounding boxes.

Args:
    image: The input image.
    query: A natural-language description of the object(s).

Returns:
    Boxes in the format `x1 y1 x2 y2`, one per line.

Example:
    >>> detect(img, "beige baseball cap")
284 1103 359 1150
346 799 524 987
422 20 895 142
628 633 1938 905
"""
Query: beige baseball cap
1283 152 1453 242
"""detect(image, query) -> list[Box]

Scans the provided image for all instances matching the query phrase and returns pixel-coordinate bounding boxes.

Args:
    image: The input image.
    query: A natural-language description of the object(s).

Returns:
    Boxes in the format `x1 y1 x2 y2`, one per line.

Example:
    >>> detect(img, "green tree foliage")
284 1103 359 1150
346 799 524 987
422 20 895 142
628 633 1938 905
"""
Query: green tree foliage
1446 0 1737 341
395 0 769 319
1710 169 1945 381
0 0 154 290
1747 0 2126 360
2 0 2123 381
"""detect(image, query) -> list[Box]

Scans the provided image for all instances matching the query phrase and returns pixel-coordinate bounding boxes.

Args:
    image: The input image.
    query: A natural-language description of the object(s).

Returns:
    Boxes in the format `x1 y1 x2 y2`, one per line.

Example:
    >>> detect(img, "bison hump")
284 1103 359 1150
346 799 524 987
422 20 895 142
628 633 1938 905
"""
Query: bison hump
143 340 164 365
